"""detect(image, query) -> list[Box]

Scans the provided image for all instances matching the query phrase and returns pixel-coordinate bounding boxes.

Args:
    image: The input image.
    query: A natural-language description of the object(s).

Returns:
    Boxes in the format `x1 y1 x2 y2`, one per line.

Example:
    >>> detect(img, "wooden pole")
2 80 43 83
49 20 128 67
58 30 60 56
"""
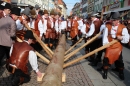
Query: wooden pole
64 32 101 62
17 37 50 64
24 24 54 58
65 38 83 55
41 34 66 86
63 40 118 68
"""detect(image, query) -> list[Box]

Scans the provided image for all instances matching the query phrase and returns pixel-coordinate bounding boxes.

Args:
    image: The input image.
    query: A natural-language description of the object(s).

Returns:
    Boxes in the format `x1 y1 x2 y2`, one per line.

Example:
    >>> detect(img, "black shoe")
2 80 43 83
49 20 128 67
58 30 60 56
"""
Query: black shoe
97 67 103 71
119 73 124 80
103 69 108 79
103 72 107 79
88 59 94 62
112 68 119 72
12 75 20 86
88 62 97 66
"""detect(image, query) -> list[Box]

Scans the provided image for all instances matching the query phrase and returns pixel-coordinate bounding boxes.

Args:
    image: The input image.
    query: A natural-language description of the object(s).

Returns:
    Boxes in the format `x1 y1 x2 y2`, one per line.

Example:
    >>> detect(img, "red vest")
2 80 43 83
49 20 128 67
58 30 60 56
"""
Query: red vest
9 42 34 74
0 11 4 19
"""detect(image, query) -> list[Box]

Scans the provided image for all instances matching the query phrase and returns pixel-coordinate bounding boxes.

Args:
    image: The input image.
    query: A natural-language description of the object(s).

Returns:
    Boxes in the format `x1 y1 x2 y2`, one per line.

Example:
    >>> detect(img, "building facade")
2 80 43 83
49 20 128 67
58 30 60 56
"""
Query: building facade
58 0 67 18
72 2 81 16
81 0 88 18
87 0 94 14
94 0 103 13
103 0 130 14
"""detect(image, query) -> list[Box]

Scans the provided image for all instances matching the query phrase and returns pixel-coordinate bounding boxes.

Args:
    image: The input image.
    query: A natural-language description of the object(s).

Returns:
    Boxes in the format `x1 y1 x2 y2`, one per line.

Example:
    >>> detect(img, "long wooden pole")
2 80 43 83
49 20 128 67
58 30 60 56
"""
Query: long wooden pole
64 32 101 62
65 38 83 55
63 40 118 68
16 37 50 64
41 34 66 86
24 24 53 58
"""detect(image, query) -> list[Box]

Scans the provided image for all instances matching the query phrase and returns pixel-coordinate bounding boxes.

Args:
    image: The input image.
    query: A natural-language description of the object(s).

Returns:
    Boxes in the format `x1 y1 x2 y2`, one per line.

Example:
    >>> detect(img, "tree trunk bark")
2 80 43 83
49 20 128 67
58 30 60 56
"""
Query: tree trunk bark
41 34 66 86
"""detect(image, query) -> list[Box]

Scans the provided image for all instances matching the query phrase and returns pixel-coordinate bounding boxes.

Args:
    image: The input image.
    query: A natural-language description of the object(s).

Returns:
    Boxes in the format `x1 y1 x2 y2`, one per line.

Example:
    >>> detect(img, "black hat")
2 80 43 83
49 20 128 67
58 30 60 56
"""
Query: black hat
35 4 40 10
11 7 21 16
22 7 31 17
24 30 35 39
110 12 121 20
1 2 11 10
0 1 4 10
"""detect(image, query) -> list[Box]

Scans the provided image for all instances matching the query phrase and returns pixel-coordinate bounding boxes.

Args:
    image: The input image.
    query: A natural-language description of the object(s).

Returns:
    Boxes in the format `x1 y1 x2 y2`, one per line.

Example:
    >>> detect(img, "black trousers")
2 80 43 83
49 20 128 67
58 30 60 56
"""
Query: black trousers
11 69 30 85
115 52 124 69
0 45 10 66
31 42 42 52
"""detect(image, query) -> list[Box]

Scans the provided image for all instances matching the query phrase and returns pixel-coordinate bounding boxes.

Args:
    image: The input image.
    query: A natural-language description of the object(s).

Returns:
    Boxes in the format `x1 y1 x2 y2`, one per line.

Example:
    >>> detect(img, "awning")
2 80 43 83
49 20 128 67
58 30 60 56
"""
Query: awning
103 6 130 14
103 11 113 14
114 6 130 12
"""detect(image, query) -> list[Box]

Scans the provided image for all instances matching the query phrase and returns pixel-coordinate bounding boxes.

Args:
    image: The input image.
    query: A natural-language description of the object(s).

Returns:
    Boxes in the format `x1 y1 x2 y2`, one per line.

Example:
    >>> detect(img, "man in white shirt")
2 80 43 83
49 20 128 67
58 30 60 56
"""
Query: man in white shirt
77 16 83 39
85 13 102 62
102 12 129 80
6 30 43 85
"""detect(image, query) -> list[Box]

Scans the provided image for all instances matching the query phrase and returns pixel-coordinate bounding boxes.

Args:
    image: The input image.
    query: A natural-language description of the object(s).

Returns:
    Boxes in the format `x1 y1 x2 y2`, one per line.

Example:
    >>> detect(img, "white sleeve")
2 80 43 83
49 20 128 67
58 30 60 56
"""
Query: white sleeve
38 20 44 37
81 24 86 34
86 23 95 37
98 24 105 39
103 27 109 45
16 20 22 30
55 21 59 32
28 51 39 72
9 45 13 57
64 21 67 29
43 20 47 34
121 28 129 43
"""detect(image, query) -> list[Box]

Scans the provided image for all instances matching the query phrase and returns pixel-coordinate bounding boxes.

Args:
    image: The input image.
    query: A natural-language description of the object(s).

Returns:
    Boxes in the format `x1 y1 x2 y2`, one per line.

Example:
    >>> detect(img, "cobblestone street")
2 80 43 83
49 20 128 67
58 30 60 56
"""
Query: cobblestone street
0 50 93 86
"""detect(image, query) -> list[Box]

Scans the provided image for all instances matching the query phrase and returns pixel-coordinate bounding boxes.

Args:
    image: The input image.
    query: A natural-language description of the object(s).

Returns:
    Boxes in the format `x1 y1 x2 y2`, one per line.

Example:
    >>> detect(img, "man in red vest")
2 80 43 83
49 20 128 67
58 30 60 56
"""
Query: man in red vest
102 12 129 80
7 30 43 86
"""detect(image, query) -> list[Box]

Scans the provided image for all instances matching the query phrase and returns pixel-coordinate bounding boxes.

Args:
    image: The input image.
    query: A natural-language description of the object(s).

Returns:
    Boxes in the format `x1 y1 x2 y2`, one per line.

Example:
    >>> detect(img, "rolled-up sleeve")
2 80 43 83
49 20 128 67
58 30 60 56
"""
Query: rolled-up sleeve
28 51 39 72
38 20 44 37
86 23 95 37
103 27 109 45
121 28 129 43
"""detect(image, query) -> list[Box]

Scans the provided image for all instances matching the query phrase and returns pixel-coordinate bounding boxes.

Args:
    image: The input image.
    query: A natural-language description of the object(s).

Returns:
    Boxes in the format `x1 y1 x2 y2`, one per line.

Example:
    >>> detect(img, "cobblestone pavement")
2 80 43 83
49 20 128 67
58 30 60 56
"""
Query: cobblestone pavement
0 45 93 86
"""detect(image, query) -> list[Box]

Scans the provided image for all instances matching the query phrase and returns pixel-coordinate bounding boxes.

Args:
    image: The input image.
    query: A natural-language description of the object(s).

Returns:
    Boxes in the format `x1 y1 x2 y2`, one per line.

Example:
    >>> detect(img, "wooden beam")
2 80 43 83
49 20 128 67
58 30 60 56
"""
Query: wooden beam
65 38 83 55
63 40 118 68
17 37 50 64
64 32 101 62
41 34 66 86
24 24 54 58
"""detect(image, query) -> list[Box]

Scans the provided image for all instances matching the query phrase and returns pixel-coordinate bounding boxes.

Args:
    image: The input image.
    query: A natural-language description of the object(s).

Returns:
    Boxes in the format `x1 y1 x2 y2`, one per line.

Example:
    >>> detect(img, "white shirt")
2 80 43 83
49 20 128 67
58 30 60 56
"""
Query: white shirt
16 16 27 30
55 19 60 33
68 20 71 28
9 41 39 72
103 25 129 45
85 18 98 38
42 15 47 34
77 19 83 30
81 23 87 34
28 19 44 37
98 23 106 39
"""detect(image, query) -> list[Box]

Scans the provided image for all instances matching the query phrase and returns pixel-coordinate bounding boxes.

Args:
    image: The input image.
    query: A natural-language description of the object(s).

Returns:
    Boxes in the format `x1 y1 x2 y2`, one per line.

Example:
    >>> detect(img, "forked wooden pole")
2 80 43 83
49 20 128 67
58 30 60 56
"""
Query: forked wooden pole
64 32 101 62
65 38 83 55
17 37 50 64
41 34 66 86
24 24 53 58
63 40 118 68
